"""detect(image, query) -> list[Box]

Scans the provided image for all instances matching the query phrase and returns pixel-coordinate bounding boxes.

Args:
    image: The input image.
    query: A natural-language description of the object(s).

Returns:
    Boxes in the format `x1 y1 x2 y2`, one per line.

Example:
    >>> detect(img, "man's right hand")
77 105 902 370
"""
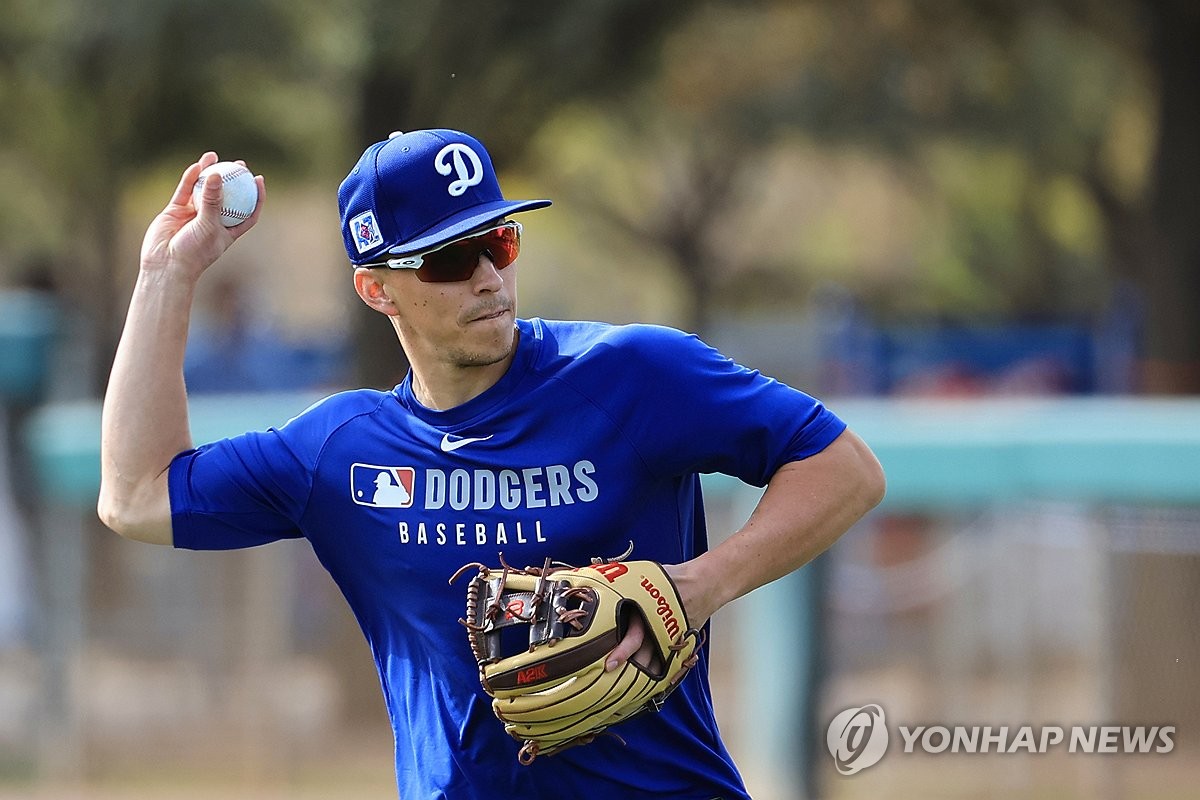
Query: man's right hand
139 152 265 280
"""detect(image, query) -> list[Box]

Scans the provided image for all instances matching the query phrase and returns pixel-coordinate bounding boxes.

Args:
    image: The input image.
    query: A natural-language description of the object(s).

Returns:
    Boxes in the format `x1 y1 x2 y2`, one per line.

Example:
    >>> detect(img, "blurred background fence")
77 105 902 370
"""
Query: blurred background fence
2 391 1197 799
707 397 1200 799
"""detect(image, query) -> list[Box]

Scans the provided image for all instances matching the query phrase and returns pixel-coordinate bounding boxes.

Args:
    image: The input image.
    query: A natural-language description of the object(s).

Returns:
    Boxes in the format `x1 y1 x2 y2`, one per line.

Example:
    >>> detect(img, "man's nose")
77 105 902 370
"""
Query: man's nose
469 252 505 291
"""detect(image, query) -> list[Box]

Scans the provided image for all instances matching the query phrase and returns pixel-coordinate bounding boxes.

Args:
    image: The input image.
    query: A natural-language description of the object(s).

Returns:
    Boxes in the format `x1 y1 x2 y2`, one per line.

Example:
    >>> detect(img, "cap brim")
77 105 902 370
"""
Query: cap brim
386 199 552 257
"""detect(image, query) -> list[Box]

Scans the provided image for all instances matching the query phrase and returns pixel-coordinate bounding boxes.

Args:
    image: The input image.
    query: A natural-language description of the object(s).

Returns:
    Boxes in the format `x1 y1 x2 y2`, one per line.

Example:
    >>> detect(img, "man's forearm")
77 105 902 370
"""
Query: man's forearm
674 429 885 625
98 268 198 544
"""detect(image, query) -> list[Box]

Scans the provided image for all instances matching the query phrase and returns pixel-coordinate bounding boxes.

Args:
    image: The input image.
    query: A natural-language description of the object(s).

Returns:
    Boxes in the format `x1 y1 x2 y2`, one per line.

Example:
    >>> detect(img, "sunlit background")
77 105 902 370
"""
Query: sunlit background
1 1 1198 798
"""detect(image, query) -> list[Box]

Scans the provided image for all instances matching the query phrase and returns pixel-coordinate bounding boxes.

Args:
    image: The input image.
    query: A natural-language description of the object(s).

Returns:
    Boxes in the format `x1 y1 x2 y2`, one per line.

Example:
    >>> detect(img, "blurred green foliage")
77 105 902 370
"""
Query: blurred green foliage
0 0 1195 390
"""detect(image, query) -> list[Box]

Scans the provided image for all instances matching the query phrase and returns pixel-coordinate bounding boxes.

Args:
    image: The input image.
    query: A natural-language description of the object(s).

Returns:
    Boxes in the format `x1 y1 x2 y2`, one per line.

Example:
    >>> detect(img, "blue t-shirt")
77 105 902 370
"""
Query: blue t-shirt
169 317 847 799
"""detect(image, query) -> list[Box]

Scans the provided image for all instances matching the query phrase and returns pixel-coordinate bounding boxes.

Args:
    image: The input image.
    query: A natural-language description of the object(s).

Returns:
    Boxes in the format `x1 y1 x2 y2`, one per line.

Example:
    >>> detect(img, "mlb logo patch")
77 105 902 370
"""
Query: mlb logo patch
351 464 415 508
350 210 384 254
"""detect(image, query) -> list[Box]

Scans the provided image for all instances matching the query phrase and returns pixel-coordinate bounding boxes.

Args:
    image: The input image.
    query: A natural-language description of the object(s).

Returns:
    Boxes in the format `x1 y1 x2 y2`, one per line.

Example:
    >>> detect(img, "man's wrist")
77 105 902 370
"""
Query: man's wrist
665 556 727 629
136 260 203 293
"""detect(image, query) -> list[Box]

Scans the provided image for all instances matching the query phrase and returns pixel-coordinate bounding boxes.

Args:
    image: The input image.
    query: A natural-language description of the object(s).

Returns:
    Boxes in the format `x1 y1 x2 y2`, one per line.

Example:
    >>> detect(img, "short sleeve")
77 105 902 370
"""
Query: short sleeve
607 325 846 487
168 426 313 551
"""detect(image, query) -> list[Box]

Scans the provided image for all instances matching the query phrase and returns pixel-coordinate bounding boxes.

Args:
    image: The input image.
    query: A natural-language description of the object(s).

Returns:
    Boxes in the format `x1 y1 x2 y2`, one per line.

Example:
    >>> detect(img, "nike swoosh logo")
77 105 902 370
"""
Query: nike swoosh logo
440 433 494 453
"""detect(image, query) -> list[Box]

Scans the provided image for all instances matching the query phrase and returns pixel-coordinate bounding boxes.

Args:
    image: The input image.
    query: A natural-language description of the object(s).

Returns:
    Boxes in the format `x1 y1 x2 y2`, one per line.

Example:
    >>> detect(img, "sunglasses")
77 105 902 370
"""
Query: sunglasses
362 221 523 283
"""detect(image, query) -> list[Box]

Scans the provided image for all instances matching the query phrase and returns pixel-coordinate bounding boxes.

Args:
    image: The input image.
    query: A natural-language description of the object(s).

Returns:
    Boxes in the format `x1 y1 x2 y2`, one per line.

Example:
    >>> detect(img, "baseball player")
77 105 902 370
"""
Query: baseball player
99 129 885 799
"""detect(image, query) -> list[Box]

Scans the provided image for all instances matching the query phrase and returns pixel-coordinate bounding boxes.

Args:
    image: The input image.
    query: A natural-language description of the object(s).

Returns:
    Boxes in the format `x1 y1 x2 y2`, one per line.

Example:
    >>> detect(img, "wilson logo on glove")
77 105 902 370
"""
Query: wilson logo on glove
639 578 682 639
450 544 703 765
590 561 629 582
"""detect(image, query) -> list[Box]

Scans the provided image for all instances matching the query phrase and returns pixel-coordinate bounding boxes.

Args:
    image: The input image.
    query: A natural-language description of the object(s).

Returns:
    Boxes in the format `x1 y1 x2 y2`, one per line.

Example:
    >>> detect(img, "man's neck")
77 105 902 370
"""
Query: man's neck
408 328 521 411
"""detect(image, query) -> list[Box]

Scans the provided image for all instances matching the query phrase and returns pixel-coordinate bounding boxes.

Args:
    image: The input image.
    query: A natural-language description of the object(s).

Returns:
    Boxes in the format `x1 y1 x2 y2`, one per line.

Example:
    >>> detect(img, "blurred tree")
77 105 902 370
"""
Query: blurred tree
1133 0 1200 393
0 0 355 393
531 0 1197 391
532 105 762 334
0 0 690 392
0 0 1193 390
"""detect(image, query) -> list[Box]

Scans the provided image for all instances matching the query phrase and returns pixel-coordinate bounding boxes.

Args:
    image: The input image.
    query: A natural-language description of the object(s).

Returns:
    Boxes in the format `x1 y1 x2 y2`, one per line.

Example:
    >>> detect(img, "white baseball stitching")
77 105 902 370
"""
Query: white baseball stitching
214 166 252 222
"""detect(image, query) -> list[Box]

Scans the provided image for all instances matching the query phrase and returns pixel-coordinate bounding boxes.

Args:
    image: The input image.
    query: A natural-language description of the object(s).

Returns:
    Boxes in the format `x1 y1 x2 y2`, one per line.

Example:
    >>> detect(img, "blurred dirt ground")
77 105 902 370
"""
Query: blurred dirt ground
0 732 396 800
1 729 1196 800
2 760 1196 800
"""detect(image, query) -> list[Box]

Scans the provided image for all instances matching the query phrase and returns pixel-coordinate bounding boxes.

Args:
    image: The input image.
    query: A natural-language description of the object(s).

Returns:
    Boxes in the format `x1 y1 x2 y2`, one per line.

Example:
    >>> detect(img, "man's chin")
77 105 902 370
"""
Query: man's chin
456 322 517 368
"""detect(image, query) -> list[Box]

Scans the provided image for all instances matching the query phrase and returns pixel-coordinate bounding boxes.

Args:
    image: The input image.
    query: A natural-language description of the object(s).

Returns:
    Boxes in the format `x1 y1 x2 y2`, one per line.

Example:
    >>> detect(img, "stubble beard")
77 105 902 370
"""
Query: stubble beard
449 322 517 368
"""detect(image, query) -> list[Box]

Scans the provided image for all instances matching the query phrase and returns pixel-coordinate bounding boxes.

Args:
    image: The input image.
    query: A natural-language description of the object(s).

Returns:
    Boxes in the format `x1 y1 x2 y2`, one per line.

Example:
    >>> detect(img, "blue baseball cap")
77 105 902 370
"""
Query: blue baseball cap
338 129 552 266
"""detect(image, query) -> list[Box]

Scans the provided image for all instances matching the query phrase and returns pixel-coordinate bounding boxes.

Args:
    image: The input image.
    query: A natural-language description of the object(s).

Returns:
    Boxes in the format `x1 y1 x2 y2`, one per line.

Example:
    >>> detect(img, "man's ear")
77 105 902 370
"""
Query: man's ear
354 267 399 315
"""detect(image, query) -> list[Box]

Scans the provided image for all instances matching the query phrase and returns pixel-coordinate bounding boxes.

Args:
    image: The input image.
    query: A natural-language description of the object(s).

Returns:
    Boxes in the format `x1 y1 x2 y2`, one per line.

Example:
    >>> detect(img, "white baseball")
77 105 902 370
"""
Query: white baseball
192 161 258 227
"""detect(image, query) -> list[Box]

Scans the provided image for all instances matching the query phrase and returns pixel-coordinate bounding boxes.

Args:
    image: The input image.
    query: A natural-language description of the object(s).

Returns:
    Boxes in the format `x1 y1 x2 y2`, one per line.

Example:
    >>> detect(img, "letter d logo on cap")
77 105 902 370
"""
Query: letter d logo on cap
435 143 484 197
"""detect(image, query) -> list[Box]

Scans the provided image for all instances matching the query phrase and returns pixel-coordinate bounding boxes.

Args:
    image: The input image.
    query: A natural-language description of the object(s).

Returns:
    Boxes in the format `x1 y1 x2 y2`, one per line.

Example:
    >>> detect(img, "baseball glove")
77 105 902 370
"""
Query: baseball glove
450 546 703 764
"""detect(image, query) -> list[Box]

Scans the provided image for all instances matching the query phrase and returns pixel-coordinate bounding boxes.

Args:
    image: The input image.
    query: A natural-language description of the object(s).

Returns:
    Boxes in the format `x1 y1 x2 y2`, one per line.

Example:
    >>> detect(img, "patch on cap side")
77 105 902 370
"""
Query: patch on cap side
350 210 384 254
